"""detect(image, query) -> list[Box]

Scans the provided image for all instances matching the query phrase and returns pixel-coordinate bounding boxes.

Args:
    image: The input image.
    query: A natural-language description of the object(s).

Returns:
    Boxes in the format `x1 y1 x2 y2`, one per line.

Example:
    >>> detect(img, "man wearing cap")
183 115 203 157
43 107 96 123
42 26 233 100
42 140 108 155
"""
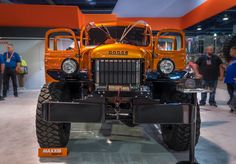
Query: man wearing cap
0 53 5 100
2 44 21 97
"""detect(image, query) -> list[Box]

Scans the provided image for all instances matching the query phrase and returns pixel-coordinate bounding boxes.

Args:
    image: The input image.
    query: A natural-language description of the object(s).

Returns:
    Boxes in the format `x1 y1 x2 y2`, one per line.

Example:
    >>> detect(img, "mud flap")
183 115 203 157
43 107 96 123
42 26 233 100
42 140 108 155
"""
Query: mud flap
133 98 192 124
42 97 105 123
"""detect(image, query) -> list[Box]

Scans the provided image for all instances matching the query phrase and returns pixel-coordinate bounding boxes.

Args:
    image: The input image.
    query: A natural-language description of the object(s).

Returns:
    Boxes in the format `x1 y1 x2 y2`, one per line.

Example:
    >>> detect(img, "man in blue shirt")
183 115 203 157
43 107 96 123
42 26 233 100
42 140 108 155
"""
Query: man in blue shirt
0 54 5 100
224 46 236 112
2 44 21 97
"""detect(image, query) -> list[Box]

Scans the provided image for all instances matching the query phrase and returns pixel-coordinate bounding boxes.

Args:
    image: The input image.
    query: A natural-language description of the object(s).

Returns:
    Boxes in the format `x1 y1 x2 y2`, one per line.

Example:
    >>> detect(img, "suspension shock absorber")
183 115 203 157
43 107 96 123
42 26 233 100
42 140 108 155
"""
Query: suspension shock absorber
114 88 122 120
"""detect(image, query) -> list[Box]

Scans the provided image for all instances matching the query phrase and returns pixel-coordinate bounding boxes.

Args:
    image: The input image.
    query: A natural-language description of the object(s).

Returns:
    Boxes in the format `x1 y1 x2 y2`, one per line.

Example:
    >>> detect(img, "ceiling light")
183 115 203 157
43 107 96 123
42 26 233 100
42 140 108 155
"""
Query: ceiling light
197 27 202 31
222 14 229 21
89 2 96 5
197 26 202 31
86 0 96 5
223 17 229 21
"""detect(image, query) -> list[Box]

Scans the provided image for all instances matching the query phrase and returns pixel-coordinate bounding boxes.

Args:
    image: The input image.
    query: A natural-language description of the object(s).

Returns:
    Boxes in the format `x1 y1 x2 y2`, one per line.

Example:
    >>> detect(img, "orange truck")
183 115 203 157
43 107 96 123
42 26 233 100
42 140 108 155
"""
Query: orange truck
36 21 202 152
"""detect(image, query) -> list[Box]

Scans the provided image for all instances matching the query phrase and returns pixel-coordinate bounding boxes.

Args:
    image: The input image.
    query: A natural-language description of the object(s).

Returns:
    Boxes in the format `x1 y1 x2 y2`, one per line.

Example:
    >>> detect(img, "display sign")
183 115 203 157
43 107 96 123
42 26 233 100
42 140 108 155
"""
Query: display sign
38 147 68 157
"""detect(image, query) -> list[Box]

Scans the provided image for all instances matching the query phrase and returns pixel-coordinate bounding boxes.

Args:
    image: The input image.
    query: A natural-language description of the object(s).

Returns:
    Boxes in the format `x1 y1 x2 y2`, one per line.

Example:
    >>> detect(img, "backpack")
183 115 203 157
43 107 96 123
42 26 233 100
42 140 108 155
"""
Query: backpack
19 59 28 75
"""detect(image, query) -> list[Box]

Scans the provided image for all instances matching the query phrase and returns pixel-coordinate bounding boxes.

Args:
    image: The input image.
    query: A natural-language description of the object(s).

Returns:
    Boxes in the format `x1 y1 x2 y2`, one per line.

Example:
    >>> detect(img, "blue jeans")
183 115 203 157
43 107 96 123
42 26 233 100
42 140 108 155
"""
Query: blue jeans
0 73 2 96
229 90 236 111
200 80 218 104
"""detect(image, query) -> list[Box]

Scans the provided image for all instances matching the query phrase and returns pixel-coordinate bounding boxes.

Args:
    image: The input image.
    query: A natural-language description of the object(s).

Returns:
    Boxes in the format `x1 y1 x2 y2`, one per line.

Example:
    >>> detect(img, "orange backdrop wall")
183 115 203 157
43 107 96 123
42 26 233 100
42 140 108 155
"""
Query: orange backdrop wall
0 0 235 30
0 4 80 28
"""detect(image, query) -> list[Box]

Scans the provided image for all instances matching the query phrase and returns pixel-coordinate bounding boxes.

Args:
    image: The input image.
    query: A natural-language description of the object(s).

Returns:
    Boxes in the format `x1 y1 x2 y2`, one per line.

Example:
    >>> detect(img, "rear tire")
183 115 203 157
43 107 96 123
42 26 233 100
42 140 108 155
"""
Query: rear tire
36 84 71 148
160 92 201 151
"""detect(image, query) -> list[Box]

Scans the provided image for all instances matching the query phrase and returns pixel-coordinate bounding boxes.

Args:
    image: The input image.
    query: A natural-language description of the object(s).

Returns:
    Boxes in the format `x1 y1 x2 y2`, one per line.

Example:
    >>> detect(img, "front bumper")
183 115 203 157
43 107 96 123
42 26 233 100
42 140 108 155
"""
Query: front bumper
42 97 194 124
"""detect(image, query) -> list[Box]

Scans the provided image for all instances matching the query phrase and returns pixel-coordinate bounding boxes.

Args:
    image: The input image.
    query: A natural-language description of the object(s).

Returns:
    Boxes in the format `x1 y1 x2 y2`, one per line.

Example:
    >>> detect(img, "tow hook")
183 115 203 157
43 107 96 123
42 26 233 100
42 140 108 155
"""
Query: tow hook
114 89 122 120
114 102 121 120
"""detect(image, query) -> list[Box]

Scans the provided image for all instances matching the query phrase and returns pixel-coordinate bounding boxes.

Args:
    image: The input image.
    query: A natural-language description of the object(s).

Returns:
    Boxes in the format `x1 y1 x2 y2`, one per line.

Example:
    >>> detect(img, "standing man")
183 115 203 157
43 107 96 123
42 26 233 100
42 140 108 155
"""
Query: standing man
0 53 5 100
224 46 236 112
2 44 21 97
195 46 224 107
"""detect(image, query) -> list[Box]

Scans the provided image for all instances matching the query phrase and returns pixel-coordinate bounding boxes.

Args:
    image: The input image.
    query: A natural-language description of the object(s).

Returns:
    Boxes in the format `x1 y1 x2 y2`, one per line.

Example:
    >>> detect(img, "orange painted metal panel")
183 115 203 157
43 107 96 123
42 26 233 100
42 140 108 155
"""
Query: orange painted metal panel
44 28 79 83
181 0 236 29
154 29 186 71
0 4 80 28
82 14 117 27
118 17 182 30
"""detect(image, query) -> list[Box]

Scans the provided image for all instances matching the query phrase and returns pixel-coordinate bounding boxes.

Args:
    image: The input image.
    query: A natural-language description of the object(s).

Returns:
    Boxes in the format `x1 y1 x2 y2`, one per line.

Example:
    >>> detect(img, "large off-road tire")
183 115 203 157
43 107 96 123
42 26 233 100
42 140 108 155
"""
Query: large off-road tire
223 35 236 62
36 83 71 148
160 92 201 151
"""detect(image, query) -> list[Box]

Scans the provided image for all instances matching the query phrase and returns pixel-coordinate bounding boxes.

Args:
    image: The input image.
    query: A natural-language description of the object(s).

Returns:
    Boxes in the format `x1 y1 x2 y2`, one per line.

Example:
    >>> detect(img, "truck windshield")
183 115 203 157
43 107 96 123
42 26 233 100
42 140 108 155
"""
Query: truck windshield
86 26 150 46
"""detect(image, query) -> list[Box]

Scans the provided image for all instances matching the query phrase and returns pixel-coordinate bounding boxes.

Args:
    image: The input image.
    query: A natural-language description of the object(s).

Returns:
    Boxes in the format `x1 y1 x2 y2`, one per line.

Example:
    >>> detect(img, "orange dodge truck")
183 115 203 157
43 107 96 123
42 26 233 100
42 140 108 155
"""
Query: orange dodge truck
36 21 202 151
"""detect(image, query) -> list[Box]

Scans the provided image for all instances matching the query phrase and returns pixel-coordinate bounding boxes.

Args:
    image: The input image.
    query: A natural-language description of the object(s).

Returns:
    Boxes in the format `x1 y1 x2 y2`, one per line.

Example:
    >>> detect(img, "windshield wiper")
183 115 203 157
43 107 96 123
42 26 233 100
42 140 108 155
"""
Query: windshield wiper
88 22 114 40
119 20 148 43
101 25 112 39
120 24 131 41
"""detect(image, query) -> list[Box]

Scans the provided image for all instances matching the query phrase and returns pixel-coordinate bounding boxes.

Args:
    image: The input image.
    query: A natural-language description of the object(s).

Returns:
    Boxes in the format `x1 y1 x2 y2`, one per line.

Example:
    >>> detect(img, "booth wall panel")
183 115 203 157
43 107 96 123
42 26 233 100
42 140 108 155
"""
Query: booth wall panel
0 40 45 89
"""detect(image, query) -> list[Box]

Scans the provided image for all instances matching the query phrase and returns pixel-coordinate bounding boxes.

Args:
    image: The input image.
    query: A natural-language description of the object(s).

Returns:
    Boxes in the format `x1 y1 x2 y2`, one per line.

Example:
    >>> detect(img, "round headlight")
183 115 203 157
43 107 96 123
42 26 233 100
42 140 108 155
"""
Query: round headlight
62 59 78 74
184 79 196 89
158 59 175 74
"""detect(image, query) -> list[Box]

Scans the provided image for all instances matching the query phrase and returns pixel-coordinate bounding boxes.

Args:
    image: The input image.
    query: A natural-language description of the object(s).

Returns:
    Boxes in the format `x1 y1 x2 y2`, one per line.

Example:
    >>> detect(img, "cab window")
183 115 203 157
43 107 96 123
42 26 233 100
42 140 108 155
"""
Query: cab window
157 32 183 51
84 26 150 47
47 32 79 51
55 38 75 51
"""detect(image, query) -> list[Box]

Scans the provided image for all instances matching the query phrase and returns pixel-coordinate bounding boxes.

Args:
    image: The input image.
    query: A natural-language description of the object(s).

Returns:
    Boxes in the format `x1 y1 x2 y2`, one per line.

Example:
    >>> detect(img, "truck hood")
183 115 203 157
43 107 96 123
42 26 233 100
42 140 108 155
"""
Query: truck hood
90 43 146 59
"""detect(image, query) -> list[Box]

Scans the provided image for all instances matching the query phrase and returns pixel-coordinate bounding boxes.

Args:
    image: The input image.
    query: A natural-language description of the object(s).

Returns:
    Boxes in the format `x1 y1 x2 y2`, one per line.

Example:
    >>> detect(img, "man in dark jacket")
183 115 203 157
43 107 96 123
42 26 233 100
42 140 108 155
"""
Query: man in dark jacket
2 44 21 97
195 46 224 107
0 54 5 100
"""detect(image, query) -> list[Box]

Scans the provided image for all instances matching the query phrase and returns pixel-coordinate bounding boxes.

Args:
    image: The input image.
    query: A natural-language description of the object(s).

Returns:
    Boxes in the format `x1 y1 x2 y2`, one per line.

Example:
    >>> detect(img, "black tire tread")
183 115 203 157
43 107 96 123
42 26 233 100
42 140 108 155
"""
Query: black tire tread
36 84 71 148
161 92 201 151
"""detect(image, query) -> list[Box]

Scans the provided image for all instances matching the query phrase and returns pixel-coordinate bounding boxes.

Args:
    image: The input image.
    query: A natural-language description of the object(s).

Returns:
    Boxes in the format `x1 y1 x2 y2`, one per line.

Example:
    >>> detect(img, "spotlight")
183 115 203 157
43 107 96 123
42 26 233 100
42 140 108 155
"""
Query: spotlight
223 17 229 21
213 33 217 37
222 14 229 21
197 27 202 31
86 0 96 5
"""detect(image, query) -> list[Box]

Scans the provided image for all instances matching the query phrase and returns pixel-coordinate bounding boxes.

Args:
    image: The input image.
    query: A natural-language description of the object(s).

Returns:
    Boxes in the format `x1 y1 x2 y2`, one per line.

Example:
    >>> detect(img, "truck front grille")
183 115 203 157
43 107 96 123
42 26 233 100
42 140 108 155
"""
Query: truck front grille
93 59 144 86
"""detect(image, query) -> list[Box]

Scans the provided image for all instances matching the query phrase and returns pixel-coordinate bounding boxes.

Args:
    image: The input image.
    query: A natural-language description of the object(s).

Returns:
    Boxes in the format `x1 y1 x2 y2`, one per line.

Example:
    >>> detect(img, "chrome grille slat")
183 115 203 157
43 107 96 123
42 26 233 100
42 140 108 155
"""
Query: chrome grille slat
94 59 141 85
